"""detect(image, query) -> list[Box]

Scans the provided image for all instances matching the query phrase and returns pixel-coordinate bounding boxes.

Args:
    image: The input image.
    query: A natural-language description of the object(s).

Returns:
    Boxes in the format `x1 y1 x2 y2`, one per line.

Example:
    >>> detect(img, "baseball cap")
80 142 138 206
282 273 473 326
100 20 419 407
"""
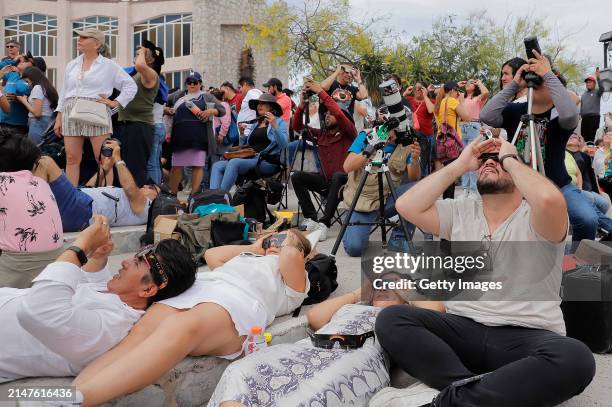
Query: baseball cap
263 77 283 89
185 71 202 83
74 28 105 44
584 75 596 83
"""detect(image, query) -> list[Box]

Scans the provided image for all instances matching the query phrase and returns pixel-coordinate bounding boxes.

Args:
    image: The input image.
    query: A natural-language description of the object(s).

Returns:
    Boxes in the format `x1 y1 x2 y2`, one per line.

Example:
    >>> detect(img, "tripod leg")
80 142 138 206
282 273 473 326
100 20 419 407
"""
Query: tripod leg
377 172 387 244
384 171 415 246
331 170 369 257
510 122 523 145
528 119 538 171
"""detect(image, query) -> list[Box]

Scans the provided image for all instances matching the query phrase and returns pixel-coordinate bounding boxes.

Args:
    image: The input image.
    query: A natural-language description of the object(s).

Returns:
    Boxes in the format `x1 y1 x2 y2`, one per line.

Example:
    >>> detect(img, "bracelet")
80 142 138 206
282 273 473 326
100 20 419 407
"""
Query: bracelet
115 160 126 167
499 154 519 170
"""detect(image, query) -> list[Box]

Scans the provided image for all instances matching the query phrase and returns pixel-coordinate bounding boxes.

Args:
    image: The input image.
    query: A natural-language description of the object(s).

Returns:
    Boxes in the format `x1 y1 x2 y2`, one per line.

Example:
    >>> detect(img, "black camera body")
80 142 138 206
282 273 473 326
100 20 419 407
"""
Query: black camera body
101 137 120 158
522 36 544 87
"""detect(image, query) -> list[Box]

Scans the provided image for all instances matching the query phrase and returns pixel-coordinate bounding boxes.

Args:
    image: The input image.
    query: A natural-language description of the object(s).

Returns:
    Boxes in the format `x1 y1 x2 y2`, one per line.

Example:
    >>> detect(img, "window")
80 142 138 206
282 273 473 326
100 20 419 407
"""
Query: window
164 70 191 91
72 16 119 58
4 13 57 57
133 14 192 59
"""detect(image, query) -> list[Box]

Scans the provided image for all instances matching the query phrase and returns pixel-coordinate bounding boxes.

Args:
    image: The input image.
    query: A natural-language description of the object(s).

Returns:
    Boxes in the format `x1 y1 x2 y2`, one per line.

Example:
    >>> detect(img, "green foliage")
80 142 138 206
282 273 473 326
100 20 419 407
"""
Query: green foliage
244 2 589 93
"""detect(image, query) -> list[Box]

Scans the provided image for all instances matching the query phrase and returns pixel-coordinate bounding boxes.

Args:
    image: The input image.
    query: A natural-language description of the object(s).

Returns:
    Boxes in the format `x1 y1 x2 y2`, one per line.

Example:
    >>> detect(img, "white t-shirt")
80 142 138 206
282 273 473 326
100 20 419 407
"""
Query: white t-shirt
27 85 53 118
237 88 263 124
82 187 150 227
436 197 566 335
160 252 309 358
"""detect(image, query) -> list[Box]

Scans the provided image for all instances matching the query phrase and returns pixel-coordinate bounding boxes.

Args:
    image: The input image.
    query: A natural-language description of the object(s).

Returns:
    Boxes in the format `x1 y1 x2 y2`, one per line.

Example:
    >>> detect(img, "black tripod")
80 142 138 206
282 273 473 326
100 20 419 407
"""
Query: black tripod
330 156 414 257
510 73 545 175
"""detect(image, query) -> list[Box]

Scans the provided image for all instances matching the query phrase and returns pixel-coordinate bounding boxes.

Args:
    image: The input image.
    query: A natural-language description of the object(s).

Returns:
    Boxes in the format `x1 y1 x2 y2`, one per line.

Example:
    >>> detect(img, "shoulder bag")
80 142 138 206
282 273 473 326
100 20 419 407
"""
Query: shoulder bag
68 67 111 127
223 145 257 160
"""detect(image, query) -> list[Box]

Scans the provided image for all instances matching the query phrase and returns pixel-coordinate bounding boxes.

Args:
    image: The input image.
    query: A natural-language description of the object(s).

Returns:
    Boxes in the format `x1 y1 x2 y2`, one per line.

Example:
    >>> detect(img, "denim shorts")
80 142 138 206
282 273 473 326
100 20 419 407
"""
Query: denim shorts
48 173 93 232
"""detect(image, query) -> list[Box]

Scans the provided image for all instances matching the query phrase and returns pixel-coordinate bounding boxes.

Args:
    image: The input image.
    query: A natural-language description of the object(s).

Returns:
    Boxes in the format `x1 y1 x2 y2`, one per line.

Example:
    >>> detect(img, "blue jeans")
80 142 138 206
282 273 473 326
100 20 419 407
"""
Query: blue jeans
27 116 52 145
583 190 610 214
460 122 481 192
48 173 93 232
562 184 612 241
146 123 166 185
288 140 321 172
342 182 416 257
210 157 279 191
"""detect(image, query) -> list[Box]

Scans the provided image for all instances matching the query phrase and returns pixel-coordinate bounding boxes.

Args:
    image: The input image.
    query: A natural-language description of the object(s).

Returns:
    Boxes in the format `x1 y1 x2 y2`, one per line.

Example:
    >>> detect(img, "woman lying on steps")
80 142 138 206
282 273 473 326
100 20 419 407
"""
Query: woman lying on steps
209 275 444 407
71 230 311 406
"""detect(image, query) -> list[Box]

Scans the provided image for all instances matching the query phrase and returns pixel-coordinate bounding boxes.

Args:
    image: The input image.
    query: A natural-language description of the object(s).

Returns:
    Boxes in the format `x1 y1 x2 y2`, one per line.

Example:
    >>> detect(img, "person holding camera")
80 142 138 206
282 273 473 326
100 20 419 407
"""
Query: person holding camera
480 50 596 241
291 78 357 241
341 118 421 257
321 64 368 117
32 139 159 232
372 135 594 407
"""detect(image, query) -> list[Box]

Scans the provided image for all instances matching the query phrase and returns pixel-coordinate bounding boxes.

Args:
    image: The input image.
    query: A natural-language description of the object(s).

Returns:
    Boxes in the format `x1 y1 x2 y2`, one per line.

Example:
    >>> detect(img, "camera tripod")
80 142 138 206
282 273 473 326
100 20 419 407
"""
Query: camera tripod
330 156 414 257
510 73 546 174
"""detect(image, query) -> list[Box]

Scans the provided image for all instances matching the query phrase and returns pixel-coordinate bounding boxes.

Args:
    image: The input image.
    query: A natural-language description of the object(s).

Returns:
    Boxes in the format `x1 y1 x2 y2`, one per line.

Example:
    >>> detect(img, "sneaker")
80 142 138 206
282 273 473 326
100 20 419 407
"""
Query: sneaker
369 382 439 407
314 222 328 241
300 218 319 231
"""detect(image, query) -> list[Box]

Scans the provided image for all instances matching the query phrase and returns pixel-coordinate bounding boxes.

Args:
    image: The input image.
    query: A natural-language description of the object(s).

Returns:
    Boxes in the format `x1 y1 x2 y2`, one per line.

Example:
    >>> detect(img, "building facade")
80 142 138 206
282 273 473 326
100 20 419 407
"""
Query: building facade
0 0 287 90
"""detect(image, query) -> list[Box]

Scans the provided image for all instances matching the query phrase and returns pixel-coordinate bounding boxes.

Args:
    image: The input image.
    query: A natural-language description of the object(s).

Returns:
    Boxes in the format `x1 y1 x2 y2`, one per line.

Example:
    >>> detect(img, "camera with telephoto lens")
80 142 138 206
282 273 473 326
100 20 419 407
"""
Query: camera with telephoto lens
522 36 544 87
379 79 418 146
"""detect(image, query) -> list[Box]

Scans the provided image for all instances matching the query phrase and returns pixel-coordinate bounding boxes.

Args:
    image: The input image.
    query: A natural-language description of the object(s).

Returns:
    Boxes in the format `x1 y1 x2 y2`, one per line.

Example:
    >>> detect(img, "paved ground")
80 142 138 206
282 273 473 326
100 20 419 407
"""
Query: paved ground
101 185 611 406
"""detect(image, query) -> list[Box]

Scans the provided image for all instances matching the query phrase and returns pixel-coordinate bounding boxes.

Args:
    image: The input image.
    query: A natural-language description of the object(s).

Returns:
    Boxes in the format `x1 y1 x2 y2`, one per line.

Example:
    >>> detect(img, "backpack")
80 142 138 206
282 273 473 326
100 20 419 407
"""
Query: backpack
146 187 183 233
176 211 242 266
188 189 230 213
223 106 240 146
435 98 463 164
292 253 339 317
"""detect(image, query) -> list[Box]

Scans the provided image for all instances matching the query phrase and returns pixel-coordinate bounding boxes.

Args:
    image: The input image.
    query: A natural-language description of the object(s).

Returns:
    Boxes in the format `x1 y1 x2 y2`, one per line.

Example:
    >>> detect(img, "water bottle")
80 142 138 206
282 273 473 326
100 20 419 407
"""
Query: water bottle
184 100 202 120
246 325 266 354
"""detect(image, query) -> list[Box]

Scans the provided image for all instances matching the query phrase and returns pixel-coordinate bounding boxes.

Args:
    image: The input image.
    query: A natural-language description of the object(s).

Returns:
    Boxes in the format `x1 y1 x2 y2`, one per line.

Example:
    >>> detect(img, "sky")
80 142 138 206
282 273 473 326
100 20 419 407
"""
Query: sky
347 0 611 70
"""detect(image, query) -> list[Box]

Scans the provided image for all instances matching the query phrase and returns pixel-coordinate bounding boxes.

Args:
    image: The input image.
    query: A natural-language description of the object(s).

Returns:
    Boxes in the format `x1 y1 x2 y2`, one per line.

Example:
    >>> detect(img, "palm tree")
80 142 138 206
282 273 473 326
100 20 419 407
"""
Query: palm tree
0 207 6 231
14 227 38 251
358 52 391 107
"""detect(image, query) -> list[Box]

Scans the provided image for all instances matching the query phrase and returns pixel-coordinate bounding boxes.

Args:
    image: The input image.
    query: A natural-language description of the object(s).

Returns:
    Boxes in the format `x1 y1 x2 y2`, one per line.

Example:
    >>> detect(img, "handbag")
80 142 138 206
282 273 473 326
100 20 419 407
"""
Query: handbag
68 69 110 127
436 97 463 164
223 146 257 160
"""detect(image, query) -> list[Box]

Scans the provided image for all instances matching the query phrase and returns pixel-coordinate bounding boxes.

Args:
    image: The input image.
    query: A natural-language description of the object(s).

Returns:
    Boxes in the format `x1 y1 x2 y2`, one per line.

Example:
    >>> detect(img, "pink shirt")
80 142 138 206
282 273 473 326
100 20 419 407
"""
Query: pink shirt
275 92 292 125
0 171 63 252
463 96 485 121
213 101 232 139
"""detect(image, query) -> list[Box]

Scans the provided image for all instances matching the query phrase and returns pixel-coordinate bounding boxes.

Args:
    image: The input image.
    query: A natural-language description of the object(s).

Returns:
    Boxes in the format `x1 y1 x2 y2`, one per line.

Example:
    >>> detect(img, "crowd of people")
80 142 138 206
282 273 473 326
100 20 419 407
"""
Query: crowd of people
1 27 610 406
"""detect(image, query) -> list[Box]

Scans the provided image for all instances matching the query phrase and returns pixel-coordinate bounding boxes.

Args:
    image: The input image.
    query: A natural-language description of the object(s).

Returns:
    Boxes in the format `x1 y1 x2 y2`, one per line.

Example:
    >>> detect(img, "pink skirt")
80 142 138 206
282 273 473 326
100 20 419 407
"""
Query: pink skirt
172 149 207 167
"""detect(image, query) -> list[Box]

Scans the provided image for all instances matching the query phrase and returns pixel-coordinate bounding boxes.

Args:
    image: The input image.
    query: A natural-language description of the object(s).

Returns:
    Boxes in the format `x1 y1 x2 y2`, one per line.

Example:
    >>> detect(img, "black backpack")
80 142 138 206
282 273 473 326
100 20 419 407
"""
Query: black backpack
292 254 338 316
145 187 182 234
189 189 230 212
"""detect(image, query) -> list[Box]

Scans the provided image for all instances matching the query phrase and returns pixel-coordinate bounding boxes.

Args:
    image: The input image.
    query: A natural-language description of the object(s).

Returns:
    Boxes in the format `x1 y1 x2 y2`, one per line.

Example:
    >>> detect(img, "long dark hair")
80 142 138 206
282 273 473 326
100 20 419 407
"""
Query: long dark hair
0 128 41 172
499 57 528 90
21 66 59 110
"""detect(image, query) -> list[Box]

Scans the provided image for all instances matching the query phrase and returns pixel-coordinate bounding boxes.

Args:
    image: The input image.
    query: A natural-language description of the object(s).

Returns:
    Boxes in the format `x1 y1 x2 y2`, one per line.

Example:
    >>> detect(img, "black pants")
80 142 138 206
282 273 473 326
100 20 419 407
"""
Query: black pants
581 115 600 143
291 171 348 227
115 121 155 187
376 305 595 407
600 177 612 198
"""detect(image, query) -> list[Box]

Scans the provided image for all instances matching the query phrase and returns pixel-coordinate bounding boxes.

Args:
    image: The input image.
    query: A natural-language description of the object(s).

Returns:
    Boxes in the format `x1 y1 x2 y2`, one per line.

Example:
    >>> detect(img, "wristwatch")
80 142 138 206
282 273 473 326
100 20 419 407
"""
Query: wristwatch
499 154 519 170
66 245 88 266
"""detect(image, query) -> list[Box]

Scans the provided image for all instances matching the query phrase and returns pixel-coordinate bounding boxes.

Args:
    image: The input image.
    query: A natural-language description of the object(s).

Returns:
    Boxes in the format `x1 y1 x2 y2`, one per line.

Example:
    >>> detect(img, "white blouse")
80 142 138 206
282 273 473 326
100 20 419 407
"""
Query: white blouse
56 54 137 113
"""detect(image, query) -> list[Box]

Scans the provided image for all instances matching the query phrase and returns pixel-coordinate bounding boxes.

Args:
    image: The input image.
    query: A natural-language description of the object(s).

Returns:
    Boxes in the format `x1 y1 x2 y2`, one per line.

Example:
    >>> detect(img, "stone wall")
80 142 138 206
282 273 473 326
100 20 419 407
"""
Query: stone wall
192 0 288 88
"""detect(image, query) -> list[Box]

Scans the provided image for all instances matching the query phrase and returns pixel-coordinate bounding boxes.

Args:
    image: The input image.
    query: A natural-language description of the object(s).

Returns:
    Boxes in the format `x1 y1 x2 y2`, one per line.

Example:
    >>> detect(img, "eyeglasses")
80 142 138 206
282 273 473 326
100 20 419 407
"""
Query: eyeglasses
308 329 375 350
478 153 500 166
136 244 168 286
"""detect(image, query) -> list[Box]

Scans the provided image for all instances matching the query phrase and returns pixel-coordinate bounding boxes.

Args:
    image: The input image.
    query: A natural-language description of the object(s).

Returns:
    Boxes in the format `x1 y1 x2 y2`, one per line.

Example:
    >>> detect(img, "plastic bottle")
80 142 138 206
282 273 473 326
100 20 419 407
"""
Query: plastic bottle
184 100 202 120
264 332 272 346
246 325 266 354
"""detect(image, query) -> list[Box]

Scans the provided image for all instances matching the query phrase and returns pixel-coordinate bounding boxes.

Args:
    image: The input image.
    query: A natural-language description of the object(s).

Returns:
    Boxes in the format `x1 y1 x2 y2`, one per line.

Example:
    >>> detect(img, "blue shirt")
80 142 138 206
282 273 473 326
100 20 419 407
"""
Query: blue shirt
0 71 31 126
348 131 412 164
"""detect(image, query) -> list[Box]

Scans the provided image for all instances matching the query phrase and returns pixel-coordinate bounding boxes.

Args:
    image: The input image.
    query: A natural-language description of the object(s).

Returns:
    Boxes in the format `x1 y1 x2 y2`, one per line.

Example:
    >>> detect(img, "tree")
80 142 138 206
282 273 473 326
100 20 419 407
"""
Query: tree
244 0 381 81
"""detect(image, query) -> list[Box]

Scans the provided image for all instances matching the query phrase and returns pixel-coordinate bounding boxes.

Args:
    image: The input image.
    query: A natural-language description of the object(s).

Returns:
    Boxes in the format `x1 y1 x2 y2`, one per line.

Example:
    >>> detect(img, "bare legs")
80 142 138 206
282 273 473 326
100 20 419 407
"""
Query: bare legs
64 134 108 186
76 303 244 406
169 166 204 195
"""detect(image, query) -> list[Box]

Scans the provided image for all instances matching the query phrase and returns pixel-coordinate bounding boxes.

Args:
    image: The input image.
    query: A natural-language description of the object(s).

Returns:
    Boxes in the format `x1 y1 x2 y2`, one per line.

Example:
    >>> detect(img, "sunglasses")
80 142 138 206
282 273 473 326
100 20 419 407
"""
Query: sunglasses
308 329 375 350
186 81 199 85
6 45 17 49
136 244 168 286
478 153 500 165
262 233 287 250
